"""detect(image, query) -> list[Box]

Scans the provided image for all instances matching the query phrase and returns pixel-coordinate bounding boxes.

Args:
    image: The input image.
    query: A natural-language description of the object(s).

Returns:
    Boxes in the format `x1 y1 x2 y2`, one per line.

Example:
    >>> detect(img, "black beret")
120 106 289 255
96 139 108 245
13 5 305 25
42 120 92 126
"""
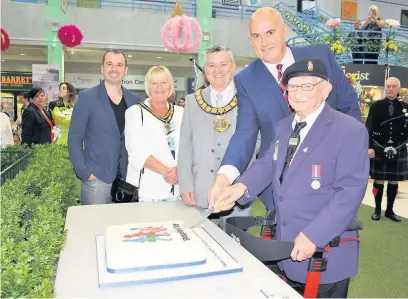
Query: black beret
27 88 44 100
282 58 328 85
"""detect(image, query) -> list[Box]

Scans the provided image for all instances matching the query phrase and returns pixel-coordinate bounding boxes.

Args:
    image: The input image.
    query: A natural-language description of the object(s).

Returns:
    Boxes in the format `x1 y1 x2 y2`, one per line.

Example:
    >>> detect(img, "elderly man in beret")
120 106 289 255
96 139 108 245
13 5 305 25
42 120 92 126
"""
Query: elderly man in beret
210 58 369 298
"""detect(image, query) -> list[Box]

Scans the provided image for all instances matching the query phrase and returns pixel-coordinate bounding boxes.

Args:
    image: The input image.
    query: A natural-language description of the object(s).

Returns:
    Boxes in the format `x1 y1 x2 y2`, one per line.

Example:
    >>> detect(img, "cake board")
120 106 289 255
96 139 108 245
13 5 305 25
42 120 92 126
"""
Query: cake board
96 227 243 288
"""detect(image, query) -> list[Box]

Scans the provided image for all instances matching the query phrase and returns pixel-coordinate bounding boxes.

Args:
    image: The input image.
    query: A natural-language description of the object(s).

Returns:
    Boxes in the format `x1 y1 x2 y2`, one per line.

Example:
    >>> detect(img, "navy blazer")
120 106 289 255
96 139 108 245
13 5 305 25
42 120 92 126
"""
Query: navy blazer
68 82 140 183
221 44 362 209
21 104 55 146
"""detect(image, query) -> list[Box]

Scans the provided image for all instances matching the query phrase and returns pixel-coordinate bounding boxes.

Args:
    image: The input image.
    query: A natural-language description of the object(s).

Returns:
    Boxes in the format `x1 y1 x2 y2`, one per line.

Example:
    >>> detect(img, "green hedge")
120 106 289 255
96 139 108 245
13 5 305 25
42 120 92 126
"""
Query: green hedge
1 146 32 170
1 145 78 298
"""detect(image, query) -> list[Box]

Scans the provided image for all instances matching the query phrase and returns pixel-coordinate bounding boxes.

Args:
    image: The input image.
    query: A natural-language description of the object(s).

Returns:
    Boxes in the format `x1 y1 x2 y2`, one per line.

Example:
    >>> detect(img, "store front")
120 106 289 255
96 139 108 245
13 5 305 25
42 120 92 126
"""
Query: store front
341 64 408 122
0 71 33 121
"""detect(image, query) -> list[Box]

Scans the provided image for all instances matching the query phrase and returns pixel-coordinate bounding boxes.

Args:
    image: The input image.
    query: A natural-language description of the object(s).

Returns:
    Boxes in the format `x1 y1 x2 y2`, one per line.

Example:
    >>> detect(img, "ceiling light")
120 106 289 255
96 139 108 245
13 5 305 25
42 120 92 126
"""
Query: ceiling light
1 59 5 62
20 53 26 56
127 55 132 58
157 56 162 59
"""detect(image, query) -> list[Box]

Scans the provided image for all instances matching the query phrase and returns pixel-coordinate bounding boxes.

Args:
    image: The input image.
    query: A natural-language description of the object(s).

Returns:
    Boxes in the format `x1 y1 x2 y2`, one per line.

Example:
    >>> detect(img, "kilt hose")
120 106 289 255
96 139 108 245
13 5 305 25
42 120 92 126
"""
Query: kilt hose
370 145 408 181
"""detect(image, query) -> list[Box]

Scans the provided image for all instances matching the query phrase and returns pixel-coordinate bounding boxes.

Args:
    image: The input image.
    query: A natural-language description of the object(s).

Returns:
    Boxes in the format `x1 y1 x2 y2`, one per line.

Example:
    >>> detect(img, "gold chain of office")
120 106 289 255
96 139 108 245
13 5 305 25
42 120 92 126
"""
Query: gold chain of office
194 89 238 132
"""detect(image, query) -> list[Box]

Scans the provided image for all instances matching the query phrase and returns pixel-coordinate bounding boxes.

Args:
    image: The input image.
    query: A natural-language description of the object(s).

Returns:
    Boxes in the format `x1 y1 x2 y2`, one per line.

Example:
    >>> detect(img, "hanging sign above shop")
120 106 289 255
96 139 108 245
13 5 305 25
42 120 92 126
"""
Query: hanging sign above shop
65 73 186 91
0 72 32 91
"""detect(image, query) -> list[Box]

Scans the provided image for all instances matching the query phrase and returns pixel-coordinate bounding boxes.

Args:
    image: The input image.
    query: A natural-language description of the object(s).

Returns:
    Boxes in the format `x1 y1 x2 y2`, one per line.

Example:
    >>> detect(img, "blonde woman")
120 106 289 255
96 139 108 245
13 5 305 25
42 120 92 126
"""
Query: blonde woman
125 66 184 202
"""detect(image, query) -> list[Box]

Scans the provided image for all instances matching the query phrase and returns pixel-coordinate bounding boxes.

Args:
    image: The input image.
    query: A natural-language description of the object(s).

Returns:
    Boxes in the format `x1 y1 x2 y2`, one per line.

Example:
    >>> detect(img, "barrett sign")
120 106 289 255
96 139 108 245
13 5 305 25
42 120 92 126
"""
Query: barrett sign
0 72 32 91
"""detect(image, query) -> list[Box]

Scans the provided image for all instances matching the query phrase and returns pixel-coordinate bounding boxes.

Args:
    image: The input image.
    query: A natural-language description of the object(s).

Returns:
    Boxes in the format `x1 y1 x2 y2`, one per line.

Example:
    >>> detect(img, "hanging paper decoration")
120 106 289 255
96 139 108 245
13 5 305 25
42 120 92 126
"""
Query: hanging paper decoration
1 28 11 52
160 0 202 53
58 25 83 48
160 15 203 53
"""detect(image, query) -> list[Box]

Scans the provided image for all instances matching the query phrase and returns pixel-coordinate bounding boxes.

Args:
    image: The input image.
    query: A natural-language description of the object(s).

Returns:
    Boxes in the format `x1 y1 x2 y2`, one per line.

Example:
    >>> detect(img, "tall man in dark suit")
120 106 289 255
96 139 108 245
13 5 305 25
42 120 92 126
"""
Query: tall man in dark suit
208 8 362 210
68 50 140 205
211 59 369 298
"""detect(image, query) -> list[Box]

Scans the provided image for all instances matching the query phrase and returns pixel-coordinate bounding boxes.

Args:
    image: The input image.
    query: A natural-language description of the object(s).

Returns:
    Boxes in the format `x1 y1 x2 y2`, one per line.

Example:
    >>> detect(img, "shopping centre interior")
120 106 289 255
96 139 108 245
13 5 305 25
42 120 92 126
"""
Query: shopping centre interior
1 0 408 298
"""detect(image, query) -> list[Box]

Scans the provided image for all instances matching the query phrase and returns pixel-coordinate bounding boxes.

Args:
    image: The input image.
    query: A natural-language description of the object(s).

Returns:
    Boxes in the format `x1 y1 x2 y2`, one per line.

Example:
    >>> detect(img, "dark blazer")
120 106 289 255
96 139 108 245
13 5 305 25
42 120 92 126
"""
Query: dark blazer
21 104 55 146
221 44 362 209
68 82 140 183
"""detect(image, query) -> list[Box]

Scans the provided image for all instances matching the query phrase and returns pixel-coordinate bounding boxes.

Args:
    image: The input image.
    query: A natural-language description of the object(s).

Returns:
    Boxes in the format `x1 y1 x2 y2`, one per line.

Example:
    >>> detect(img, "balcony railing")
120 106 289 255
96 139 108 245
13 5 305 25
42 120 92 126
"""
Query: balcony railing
7 0 197 15
287 30 408 67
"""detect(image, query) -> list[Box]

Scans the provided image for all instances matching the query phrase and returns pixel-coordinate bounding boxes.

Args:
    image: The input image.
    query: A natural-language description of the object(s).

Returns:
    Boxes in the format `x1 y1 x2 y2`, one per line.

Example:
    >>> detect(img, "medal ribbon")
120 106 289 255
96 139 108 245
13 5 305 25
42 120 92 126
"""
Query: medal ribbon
311 165 322 180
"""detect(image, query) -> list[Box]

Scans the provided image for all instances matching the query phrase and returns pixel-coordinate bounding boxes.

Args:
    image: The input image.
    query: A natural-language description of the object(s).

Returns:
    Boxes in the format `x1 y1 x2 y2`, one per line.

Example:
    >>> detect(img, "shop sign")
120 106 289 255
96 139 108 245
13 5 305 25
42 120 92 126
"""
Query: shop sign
65 73 186 91
341 64 408 88
0 72 32 91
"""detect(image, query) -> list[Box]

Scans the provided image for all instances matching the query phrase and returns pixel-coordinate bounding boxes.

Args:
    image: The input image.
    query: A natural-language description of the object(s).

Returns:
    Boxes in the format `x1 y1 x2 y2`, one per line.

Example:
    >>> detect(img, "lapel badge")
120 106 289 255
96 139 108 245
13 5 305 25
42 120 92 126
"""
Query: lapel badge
273 140 279 161
303 147 308 153
307 61 313 72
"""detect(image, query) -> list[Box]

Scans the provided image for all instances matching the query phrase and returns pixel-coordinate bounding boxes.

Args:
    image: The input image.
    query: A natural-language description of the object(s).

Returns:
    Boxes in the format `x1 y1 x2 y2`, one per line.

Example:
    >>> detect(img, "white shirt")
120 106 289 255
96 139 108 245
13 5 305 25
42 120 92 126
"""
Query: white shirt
218 47 296 184
262 47 296 83
210 80 236 107
290 102 326 162
125 99 184 201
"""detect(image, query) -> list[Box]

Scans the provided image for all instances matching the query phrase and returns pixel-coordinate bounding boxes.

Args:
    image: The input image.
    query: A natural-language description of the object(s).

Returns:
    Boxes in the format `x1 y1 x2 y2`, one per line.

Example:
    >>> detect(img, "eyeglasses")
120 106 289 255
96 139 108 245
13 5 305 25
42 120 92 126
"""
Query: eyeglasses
286 80 325 92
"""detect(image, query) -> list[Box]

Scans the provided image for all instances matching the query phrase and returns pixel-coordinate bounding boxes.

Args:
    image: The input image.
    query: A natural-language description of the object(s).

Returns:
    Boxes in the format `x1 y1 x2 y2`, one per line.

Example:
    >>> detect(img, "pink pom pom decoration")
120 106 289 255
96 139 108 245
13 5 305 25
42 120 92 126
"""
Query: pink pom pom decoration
58 25 83 48
160 15 203 53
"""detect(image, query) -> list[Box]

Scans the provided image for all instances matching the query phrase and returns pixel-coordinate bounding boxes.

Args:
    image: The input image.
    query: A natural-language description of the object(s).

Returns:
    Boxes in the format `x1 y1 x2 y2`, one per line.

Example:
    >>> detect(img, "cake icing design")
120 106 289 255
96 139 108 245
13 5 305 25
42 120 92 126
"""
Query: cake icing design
104 221 207 272
123 226 172 243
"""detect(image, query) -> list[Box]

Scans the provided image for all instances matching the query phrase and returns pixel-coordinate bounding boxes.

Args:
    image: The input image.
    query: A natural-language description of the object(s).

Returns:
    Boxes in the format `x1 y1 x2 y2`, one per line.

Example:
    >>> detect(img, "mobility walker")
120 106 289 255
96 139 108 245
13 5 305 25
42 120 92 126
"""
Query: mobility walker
225 211 363 298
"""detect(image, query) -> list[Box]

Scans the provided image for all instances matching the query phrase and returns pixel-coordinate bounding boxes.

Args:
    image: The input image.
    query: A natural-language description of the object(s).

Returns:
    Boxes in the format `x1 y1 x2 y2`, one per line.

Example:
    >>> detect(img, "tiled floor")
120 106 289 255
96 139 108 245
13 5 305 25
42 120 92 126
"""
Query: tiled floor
362 179 408 219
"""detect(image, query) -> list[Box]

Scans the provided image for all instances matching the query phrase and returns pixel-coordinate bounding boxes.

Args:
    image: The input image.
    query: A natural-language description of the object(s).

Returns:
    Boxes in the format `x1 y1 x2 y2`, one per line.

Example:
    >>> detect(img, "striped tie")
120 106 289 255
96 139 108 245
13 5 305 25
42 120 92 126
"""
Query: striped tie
277 64 294 114
280 121 307 183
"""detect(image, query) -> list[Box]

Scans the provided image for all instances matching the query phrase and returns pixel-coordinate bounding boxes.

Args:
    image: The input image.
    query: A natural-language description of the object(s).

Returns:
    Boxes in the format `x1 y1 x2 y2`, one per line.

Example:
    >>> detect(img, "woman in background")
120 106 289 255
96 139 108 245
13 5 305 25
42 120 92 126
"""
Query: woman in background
125 66 184 202
51 82 77 144
21 88 55 146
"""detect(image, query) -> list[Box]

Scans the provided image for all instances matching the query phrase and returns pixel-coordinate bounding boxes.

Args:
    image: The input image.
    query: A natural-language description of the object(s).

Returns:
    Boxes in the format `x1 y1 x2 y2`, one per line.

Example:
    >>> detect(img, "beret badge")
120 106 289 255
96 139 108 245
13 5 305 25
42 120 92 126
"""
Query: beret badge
307 60 313 72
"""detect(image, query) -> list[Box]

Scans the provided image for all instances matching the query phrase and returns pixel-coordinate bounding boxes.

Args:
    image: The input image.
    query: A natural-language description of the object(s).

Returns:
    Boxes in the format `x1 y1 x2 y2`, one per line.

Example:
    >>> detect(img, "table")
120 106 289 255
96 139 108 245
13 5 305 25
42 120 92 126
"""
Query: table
55 202 303 298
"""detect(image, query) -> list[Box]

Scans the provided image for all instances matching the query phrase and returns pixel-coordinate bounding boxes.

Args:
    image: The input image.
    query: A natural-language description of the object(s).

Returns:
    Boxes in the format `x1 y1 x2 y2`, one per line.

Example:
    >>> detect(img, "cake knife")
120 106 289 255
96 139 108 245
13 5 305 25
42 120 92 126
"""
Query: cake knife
190 200 225 228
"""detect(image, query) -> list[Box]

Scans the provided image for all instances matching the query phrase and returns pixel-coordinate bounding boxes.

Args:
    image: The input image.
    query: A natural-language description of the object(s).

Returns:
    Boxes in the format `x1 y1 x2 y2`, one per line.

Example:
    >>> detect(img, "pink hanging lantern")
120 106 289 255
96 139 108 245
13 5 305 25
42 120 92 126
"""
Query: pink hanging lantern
58 25 83 48
1 28 11 52
160 15 203 53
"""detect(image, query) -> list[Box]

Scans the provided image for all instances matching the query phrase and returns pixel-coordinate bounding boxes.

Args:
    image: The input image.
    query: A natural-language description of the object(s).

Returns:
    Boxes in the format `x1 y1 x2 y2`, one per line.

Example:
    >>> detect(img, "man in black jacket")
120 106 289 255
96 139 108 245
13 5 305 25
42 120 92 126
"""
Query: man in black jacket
366 77 407 222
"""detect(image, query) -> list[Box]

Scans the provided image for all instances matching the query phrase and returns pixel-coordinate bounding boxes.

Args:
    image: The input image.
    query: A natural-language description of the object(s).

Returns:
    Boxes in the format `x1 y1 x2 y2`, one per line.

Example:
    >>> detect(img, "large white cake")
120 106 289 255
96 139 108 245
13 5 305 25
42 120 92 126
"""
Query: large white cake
104 221 206 273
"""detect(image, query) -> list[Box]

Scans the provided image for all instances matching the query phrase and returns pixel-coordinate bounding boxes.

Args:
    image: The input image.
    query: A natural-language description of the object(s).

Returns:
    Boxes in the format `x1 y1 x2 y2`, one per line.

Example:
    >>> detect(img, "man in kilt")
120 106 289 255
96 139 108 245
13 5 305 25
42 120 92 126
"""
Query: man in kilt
366 77 408 222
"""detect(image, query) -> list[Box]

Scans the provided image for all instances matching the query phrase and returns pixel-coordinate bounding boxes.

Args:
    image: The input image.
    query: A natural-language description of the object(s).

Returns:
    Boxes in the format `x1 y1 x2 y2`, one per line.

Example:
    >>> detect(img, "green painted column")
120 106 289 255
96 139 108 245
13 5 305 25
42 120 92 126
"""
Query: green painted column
196 0 213 68
46 0 65 82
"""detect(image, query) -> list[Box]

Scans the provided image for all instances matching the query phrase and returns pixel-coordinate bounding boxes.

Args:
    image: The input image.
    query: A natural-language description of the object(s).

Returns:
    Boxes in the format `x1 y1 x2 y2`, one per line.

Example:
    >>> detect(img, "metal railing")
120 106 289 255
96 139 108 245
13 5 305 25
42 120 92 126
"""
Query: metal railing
6 0 197 15
287 30 408 67
1 150 33 186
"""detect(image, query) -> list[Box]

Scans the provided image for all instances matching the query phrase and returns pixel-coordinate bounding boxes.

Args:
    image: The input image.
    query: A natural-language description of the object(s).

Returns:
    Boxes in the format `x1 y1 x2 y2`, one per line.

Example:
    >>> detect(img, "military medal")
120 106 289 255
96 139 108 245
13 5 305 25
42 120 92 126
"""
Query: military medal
213 116 231 132
311 164 322 190
194 89 237 132
311 180 321 190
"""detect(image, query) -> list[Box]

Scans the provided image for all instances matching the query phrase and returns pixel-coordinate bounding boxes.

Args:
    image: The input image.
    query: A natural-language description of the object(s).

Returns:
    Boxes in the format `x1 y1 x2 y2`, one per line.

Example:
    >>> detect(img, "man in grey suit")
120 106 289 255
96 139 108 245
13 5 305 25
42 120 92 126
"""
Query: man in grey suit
178 45 258 229
211 59 369 297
